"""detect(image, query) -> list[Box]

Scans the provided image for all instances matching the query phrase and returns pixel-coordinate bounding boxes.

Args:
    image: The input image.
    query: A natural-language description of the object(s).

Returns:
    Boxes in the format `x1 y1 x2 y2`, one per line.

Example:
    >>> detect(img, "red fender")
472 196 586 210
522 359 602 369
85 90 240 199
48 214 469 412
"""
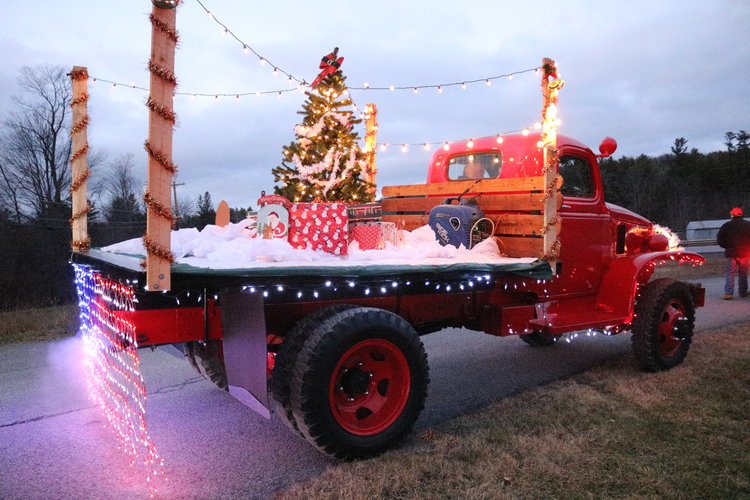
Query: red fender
595 251 705 323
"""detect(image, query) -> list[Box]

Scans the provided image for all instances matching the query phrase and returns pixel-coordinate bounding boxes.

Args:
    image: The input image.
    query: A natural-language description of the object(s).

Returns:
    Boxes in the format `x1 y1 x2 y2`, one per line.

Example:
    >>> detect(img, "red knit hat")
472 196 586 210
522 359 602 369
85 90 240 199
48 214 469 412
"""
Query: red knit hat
730 207 743 217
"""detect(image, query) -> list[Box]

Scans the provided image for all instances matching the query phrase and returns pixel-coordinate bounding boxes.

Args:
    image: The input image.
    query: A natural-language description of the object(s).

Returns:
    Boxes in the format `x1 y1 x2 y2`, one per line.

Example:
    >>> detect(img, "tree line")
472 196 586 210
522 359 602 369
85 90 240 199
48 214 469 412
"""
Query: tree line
600 132 750 231
0 64 747 309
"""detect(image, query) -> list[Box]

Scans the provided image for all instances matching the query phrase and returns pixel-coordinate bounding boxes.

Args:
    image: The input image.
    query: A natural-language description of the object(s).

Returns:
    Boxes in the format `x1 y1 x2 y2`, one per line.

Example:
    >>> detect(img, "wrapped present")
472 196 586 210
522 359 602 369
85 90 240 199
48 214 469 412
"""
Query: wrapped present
347 202 381 223
289 202 349 255
349 221 397 250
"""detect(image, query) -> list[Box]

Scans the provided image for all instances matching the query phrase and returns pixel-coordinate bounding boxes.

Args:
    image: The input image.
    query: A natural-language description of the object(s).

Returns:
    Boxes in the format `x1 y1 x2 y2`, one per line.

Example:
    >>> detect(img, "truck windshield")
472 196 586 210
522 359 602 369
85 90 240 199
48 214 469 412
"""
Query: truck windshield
447 152 502 180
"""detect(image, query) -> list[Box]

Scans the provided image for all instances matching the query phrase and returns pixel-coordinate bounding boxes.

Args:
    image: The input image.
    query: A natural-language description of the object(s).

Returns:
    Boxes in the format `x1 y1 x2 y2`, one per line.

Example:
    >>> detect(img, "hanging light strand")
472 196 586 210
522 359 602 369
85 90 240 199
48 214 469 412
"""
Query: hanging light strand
353 67 539 92
194 0 306 85
376 122 542 153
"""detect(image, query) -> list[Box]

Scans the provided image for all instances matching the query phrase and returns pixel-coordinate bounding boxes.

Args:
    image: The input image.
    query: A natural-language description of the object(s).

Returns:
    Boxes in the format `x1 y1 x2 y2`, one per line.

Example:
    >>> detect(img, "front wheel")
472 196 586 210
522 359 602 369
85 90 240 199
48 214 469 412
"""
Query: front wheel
631 278 695 371
290 307 429 460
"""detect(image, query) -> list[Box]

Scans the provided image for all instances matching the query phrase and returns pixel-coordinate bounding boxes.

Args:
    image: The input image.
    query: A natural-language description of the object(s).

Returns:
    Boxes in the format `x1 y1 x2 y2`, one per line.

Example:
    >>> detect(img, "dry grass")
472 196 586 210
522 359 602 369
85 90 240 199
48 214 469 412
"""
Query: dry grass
280 325 750 499
653 252 724 280
0 305 78 346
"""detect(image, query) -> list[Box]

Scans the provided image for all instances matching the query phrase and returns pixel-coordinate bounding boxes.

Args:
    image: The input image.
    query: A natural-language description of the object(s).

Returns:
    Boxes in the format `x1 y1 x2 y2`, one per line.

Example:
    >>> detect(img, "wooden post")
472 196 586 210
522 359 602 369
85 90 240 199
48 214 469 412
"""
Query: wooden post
144 1 179 291
540 58 562 273
363 104 378 196
70 66 90 252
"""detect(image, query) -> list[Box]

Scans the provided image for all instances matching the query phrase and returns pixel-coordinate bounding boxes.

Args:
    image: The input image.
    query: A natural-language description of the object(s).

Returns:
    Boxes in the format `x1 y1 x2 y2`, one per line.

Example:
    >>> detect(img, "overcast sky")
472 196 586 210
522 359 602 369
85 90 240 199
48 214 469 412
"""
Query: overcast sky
1 0 748 209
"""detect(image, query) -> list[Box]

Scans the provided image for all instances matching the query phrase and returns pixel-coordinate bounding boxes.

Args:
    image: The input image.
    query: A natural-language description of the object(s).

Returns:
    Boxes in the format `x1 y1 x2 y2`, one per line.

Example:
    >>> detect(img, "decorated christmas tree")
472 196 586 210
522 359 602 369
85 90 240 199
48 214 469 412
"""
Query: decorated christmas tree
272 49 374 203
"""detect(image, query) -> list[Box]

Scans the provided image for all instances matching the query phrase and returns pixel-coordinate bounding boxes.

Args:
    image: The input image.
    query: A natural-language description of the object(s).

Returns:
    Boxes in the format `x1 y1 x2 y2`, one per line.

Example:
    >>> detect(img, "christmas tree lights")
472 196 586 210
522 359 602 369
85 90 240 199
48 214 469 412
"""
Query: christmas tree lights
272 61 373 203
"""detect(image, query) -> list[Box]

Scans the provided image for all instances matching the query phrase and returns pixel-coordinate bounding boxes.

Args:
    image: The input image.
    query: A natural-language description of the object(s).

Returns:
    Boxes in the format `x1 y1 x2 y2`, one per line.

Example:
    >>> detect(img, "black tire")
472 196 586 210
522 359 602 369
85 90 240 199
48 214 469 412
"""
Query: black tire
185 339 228 389
270 304 357 434
631 278 695 371
290 307 429 460
519 330 560 346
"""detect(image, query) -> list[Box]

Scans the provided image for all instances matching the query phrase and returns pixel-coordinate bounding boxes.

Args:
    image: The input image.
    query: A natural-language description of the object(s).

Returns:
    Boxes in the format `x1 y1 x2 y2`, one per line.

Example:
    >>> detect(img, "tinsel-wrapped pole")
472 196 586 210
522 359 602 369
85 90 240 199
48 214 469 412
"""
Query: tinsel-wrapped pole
144 0 179 291
70 66 91 252
363 103 378 195
540 57 563 274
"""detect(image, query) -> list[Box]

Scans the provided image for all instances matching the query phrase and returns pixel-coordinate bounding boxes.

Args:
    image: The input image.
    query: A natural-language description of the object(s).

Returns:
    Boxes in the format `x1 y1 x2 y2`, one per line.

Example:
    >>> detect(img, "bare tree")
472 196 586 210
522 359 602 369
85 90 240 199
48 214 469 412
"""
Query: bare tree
0 66 73 222
103 153 144 223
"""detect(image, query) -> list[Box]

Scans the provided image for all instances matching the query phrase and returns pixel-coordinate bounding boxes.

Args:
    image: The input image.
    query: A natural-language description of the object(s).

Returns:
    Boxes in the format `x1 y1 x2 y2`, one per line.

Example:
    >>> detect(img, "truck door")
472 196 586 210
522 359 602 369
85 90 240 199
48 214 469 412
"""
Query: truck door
556 149 611 295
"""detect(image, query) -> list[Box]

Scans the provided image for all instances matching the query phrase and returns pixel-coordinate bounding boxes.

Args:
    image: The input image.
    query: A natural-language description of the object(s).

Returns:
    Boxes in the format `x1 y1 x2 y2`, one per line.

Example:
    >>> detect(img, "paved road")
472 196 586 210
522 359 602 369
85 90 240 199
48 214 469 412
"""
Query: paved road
1 276 747 499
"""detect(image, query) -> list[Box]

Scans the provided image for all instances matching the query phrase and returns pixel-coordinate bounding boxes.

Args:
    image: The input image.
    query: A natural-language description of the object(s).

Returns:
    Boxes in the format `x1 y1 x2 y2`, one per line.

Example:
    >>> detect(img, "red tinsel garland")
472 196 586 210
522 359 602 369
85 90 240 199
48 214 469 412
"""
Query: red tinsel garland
149 13 180 44
147 60 177 86
71 238 92 251
70 205 92 223
70 169 91 194
70 144 89 162
542 239 562 261
71 115 90 134
70 69 89 81
540 215 561 235
71 92 89 107
143 191 176 224
141 235 176 267
144 141 178 174
146 96 177 124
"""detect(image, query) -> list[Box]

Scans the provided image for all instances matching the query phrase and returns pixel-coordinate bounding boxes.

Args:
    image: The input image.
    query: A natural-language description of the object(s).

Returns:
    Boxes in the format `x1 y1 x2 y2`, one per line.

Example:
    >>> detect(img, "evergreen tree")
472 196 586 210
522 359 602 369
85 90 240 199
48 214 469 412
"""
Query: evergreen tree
195 191 215 229
271 68 373 203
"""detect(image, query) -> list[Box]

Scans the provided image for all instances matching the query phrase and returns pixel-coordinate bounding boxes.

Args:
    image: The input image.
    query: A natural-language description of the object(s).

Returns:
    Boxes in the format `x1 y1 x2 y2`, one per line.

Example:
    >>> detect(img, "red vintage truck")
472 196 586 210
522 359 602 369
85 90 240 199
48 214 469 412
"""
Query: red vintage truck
71 130 705 460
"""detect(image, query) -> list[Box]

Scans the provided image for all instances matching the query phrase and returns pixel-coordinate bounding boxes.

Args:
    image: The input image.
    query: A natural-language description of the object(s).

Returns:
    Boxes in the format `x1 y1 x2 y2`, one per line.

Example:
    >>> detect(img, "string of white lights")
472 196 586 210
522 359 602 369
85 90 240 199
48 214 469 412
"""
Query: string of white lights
376 123 546 153
353 67 539 92
188 0 541 95
193 0 306 86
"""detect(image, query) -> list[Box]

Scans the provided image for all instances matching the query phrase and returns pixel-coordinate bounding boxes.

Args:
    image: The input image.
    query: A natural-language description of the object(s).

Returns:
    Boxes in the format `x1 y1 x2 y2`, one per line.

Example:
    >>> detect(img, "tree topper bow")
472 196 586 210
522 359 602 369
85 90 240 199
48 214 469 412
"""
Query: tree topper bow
311 47 344 87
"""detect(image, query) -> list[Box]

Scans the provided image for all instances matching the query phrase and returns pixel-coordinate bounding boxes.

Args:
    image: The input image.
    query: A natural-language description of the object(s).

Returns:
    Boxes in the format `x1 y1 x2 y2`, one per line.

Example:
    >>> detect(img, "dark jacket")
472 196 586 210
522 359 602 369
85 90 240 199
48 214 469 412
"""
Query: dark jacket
717 216 750 258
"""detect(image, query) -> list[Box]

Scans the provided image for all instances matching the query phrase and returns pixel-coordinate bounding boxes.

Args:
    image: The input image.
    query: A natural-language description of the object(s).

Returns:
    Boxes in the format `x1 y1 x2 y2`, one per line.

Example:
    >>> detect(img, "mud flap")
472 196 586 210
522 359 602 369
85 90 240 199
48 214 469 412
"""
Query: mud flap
220 288 270 418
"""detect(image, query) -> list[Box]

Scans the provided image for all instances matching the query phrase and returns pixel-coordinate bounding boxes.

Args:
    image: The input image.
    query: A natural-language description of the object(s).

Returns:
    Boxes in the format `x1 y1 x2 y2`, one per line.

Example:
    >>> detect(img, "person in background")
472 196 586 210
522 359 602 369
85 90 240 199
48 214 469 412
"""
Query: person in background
716 207 750 299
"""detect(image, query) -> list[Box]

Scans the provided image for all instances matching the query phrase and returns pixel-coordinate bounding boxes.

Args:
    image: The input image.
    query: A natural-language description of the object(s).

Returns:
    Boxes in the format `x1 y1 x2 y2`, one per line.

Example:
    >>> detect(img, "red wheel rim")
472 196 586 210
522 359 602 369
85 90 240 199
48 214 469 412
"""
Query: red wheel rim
657 298 686 357
329 339 411 436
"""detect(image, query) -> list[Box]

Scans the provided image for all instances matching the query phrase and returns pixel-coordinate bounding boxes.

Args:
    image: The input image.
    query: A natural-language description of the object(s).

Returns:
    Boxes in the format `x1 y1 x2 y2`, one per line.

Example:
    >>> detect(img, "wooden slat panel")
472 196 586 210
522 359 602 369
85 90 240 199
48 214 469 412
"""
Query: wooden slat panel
381 214 429 231
382 177 545 197
489 214 545 236
477 192 563 212
381 197 443 213
493 236 543 258
382 192 561 215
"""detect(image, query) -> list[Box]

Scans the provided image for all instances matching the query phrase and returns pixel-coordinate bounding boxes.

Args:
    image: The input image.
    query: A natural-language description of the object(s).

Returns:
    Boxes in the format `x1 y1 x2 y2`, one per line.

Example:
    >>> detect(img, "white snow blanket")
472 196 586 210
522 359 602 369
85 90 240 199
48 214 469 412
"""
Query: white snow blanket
101 221 536 271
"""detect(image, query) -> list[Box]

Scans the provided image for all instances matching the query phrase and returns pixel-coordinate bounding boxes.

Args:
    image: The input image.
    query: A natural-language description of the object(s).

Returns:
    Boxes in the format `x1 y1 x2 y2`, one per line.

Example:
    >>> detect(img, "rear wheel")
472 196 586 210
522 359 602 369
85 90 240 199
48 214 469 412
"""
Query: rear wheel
290 307 429 459
519 330 560 346
185 339 228 389
631 278 695 371
269 304 356 434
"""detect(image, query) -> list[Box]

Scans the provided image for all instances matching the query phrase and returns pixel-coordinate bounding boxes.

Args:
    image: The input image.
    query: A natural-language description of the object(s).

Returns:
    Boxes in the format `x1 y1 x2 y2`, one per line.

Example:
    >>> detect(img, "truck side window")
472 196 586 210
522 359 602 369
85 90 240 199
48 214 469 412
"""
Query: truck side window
559 155 594 197
448 152 502 180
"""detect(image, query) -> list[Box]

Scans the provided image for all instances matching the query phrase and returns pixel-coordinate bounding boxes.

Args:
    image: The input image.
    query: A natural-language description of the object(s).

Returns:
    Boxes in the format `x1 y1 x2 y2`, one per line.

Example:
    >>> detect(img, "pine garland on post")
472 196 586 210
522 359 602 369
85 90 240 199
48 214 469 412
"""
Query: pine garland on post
272 53 374 203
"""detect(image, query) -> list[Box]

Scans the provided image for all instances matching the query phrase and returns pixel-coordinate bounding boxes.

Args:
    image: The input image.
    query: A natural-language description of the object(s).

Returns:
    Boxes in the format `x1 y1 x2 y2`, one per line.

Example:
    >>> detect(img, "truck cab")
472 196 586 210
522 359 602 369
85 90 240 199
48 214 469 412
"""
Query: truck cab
424 132 700 331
